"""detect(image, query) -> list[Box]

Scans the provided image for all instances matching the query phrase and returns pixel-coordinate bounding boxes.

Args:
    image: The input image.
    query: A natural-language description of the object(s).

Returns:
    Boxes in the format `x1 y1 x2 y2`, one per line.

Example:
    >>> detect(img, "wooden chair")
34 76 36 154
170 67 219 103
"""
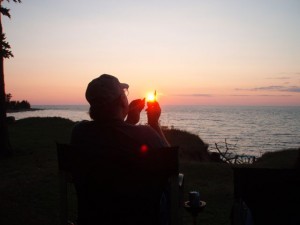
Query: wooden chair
232 167 300 225
57 143 184 225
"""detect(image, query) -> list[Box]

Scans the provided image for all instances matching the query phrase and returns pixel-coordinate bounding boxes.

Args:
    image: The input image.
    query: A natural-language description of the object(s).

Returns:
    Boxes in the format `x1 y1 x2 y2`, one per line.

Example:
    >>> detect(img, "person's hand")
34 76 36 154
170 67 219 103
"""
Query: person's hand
146 101 169 145
126 98 145 125
146 101 161 127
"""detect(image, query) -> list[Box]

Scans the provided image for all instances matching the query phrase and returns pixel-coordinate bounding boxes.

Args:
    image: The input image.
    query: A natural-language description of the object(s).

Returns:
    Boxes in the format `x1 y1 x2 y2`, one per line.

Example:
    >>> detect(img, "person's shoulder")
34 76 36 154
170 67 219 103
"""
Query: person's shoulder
134 124 163 139
116 123 167 148
132 124 154 132
118 123 156 136
136 125 168 147
137 124 161 132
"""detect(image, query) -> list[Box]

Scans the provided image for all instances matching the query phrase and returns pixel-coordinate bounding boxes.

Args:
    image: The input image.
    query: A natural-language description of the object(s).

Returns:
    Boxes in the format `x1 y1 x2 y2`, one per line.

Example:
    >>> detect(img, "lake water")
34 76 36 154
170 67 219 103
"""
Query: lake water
8 105 300 156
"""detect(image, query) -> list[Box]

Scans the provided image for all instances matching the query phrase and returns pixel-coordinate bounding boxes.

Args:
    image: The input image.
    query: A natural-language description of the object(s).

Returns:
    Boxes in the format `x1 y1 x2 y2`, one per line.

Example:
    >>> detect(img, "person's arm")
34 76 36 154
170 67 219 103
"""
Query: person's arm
146 101 170 146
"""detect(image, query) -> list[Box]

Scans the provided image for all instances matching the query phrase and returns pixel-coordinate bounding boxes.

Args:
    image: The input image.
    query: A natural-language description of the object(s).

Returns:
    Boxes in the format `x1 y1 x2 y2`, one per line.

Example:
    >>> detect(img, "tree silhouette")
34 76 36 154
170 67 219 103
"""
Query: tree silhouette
5 93 31 110
0 0 21 157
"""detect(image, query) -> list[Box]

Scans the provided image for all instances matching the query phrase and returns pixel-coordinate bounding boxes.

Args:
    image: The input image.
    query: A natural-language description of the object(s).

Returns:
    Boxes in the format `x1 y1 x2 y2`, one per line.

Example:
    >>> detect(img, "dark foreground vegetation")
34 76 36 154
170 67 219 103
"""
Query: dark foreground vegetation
0 117 298 225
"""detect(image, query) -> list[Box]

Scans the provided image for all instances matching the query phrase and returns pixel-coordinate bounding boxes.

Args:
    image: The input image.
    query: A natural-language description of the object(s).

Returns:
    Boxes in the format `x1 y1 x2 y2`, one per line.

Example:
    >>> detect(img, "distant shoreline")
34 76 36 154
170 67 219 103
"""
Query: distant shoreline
7 108 43 113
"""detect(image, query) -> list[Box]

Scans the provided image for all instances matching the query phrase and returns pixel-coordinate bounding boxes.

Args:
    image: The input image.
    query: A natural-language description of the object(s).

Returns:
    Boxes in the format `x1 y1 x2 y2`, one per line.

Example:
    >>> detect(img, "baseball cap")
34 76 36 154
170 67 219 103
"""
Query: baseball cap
85 74 129 106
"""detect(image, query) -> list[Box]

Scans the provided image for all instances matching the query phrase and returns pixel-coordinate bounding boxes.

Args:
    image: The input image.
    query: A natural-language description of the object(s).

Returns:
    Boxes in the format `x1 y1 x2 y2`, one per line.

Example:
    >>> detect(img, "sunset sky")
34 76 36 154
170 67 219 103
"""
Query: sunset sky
3 0 300 106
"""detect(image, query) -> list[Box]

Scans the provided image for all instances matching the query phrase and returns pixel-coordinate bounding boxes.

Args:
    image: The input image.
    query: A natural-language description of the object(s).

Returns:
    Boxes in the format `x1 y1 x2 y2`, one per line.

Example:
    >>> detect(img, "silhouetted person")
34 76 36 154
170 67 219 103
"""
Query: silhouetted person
71 74 170 225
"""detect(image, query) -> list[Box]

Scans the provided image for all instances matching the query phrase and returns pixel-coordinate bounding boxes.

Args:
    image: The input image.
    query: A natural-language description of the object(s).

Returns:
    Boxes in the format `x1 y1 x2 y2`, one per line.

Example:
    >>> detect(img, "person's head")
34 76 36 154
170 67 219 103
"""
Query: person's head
85 74 129 121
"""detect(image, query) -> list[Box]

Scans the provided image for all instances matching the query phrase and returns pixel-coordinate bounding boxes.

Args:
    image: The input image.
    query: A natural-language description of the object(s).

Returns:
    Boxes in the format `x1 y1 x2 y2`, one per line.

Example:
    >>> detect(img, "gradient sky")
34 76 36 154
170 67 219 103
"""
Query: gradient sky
3 0 300 106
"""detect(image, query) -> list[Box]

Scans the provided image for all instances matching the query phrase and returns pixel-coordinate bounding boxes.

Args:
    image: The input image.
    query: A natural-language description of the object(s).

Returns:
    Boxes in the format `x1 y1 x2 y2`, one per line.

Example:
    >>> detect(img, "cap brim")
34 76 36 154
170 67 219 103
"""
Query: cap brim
120 83 129 89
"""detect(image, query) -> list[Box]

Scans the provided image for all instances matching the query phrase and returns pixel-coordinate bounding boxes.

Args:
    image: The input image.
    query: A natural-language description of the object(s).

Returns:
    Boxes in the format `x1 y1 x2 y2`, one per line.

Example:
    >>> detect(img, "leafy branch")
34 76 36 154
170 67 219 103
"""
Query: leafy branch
1 33 13 58
1 0 22 58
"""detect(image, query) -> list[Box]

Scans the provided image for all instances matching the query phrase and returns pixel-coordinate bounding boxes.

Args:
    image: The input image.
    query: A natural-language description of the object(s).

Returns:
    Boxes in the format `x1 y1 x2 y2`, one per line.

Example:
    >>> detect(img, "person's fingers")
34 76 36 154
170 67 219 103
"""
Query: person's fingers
129 99 145 111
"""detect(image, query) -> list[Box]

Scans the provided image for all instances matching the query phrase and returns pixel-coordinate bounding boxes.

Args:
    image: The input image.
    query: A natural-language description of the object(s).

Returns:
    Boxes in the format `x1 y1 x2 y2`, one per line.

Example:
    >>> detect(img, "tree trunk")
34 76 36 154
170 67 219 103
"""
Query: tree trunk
0 7 13 157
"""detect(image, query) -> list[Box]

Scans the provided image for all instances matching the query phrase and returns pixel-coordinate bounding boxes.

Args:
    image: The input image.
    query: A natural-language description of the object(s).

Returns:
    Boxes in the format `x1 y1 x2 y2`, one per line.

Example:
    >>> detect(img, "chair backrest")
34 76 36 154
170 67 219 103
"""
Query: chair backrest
57 143 181 225
232 167 300 225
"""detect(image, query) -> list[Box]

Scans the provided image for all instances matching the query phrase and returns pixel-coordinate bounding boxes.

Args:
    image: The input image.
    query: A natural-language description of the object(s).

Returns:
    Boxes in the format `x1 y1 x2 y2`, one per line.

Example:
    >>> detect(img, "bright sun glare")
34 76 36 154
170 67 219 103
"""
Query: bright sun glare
146 91 157 102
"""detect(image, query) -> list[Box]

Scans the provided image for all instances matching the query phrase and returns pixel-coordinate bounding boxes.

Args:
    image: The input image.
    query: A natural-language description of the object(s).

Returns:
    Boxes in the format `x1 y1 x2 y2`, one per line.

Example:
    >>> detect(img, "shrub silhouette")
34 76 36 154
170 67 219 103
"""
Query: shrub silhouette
163 127 210 161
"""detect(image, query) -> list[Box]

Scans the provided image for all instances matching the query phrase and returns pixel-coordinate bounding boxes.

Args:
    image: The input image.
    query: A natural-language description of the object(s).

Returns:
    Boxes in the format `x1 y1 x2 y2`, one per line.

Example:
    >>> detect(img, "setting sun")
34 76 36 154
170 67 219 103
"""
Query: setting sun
146 91 157 102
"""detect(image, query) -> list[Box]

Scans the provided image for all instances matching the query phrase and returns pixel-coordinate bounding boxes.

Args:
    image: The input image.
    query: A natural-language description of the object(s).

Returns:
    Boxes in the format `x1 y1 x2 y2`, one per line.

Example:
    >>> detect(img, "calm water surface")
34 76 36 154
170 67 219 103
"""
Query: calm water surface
8 105 300 156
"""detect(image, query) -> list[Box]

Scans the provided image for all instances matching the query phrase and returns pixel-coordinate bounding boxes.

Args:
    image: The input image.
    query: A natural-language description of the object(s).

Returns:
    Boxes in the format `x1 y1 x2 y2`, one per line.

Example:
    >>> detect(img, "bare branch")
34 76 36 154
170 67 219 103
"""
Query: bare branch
212 139 256 164
5 0 22 3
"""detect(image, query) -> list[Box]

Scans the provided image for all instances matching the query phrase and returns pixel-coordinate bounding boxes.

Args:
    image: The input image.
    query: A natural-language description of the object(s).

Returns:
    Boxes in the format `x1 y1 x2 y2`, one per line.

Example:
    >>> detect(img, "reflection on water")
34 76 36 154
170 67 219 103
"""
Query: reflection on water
9 109 90 122
8 105 300 156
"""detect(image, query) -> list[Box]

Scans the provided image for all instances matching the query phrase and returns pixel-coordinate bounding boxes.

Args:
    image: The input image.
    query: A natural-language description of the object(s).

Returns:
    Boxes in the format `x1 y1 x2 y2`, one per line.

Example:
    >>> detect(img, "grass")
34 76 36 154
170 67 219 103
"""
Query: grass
180 162 233 225
1 118 74 225
1 117 298 225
